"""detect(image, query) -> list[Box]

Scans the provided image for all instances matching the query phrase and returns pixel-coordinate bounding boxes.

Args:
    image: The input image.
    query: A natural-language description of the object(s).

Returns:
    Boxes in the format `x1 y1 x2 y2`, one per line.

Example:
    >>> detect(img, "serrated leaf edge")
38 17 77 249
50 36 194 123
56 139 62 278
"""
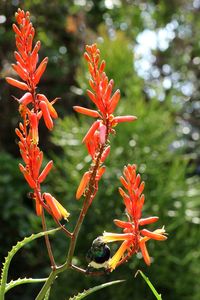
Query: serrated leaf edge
5 277 48 293
0 228 59 299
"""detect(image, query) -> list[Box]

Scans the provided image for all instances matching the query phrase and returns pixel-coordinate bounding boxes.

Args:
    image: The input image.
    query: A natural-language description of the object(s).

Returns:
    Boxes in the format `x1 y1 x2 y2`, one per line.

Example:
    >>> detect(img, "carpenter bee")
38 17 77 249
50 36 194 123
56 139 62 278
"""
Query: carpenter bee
86 237 111 272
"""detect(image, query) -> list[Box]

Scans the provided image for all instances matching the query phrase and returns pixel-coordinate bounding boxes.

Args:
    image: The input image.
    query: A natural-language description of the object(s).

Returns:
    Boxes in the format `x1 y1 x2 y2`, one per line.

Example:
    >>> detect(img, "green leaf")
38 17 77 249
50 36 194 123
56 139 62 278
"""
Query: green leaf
69 280 125 300
136 270 162 300
0 228 59 299
5 277 48 293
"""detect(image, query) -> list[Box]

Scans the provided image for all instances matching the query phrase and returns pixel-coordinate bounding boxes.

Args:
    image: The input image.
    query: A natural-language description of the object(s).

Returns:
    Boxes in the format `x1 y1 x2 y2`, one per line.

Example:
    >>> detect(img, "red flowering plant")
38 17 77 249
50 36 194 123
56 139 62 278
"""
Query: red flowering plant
6 9 70 227
0 8 167 300
102 164 167 270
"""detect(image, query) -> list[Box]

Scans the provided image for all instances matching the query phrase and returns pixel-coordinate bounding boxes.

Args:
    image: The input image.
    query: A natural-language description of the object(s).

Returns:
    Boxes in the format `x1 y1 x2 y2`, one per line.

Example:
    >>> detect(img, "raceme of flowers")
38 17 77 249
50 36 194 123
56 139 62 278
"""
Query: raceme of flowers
6 8 69 221
74 44 137 202
102 164 167 270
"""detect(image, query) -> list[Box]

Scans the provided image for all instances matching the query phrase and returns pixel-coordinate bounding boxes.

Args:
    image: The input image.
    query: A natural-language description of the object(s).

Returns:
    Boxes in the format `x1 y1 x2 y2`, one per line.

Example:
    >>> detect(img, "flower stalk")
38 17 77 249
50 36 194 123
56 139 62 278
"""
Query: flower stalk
6 8 167 300
7 9 70 267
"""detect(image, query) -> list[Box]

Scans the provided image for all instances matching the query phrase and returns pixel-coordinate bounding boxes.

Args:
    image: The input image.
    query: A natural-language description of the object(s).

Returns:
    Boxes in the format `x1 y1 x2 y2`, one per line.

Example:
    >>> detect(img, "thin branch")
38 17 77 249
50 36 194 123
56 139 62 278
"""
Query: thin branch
66 142 106 267
70 264 106 276
41 209 56 270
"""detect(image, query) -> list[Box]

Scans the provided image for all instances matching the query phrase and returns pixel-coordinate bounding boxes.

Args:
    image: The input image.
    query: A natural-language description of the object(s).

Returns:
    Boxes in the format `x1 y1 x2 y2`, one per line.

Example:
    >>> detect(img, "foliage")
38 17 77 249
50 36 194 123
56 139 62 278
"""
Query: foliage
0 228 58 299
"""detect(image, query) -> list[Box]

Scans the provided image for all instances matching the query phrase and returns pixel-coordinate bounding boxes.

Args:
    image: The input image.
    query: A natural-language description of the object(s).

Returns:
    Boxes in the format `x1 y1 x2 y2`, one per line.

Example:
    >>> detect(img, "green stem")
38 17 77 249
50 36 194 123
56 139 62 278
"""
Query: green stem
0 282 5 299
41 209 56 269
35 270 58 300
137 270 162 300
35 143 106 300
66 143 105 266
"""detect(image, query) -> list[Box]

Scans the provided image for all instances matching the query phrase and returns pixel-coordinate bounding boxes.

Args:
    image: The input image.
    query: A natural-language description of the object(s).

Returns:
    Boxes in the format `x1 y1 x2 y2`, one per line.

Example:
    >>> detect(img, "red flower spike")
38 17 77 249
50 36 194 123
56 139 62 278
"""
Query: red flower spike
102 165 167 270
74 44 137 162
8 9 63 220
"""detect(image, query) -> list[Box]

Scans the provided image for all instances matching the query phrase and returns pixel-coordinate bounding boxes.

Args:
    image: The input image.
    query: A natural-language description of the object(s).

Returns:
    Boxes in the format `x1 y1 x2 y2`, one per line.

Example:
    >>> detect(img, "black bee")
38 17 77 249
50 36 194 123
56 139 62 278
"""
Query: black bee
86 237 111 272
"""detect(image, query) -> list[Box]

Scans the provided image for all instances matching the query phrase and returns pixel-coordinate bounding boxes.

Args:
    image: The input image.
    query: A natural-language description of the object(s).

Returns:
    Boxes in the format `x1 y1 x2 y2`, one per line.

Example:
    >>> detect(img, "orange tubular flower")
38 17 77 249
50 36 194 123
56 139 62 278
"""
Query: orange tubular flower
7 9 69 220
43 193 70 221
102 164 167 270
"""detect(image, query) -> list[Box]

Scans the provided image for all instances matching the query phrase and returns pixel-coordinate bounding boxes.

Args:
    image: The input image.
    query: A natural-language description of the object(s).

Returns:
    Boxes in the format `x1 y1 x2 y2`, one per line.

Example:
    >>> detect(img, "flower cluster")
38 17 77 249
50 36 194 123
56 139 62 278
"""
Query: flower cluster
6 9 69 221
74 44 137 201
102 164 167 270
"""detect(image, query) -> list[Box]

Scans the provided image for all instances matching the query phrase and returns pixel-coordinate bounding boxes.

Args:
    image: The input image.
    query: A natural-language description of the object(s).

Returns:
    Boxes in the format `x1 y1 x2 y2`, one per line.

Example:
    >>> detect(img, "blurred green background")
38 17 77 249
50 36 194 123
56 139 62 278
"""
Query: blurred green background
0 0 200 299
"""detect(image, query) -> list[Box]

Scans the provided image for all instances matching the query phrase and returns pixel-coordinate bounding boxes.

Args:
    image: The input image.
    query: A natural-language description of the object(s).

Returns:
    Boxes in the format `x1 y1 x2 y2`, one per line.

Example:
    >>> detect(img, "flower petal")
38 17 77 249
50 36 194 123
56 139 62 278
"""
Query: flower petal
139 240 151 266
140 229 167 241
102 232 133 243
109 240 131 271
73 106 100 118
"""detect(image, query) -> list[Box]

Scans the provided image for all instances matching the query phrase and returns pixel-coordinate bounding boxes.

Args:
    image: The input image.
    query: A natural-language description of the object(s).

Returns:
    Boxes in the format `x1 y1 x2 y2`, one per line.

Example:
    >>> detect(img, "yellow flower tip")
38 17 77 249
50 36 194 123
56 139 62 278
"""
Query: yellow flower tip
54 198 70 221
108 240 130 271
108 260 117 271
155 226 168 239
102 232 133 243
43 193 70 221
